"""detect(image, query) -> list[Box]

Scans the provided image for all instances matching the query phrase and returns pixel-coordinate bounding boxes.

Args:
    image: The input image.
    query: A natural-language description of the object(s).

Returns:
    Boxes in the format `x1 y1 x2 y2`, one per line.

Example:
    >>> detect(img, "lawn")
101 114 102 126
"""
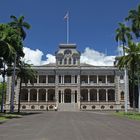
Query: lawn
0 113 21 122
114 112 140 120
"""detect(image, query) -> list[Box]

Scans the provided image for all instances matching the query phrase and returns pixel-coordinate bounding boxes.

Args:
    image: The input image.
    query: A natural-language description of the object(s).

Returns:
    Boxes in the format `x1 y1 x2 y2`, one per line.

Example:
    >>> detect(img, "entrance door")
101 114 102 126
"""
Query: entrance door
64 89 71 103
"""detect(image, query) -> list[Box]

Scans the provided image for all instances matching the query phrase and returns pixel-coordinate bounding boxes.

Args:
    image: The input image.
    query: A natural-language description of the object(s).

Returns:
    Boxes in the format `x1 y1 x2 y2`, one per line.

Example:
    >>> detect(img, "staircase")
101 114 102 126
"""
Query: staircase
58 103 79 111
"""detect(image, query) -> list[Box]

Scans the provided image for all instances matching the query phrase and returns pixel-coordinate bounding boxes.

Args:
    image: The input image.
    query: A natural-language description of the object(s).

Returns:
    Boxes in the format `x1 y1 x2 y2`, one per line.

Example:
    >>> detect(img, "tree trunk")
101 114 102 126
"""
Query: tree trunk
138 77 140 113
1 64 5 113
18 79 22 113
132 67 136 110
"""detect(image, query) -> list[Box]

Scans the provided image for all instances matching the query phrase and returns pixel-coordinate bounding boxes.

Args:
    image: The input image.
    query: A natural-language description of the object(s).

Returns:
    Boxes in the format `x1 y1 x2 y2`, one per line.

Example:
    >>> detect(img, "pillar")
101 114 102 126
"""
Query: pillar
106 89 108 102
46 75 48 84
97 75 99 84
28 89 30 102
97 89 99 102
46 89 48 102
106 75 108 84
88 75 90 84
37 89 39 102
88 89 90 102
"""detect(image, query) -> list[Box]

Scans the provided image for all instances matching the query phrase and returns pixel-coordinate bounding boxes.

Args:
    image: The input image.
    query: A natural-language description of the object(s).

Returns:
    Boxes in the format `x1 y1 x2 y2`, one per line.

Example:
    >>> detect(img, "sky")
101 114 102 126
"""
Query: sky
0 0 140 68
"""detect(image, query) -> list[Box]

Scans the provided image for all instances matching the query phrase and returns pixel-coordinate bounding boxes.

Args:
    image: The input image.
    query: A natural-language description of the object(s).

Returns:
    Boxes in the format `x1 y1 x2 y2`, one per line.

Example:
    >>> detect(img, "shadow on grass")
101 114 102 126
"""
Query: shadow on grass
10 112 43 116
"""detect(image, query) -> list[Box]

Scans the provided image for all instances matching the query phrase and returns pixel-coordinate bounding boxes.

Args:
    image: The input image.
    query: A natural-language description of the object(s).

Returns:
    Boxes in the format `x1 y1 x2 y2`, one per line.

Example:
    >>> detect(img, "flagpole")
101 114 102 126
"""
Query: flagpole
67 13 69 44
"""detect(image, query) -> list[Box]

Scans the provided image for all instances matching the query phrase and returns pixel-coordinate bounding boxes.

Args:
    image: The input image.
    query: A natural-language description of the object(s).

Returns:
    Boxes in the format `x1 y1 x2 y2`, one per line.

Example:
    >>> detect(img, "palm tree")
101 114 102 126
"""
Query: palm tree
9 15 31 40
115 23 132 54
17 61 37 113
8 15 30 113
116 41 140 109
115 23 132 112
0 24 24 112
126 4 140 38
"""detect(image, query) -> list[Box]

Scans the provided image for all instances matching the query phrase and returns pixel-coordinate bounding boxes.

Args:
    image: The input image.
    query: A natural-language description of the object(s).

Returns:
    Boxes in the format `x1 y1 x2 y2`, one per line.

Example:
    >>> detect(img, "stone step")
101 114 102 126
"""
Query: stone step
58 103 79 111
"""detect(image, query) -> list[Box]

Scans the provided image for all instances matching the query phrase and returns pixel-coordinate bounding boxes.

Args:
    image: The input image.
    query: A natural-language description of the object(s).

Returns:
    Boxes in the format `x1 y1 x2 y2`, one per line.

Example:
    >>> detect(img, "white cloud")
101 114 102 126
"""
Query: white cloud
80 47 115 66
23 47 55 65
22 47 115 66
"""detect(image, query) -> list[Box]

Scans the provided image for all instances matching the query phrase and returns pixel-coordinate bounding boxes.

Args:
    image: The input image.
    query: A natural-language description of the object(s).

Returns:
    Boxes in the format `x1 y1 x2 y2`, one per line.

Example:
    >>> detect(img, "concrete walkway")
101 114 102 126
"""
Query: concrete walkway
0 111 140 140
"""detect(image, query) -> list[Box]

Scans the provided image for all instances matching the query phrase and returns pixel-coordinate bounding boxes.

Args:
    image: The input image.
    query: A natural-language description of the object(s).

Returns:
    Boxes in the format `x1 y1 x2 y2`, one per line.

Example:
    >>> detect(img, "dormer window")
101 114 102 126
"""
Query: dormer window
69 58 71 64
64 49 72 55
64 58 67 64
73 58 77 64
59 59 62 65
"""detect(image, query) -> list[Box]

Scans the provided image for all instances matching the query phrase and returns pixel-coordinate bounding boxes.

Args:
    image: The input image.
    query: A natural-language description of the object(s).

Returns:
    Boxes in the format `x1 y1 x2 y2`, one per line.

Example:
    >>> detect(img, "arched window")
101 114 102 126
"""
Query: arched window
64 58 67 64
69 58 71 64
73 58 77 64
120 91 124 100
59 59 62 65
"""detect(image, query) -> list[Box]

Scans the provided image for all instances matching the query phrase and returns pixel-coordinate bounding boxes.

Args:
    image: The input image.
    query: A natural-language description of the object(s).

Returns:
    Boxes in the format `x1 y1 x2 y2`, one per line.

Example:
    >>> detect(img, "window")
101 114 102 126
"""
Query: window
64 58 67 64
48 75 55 83
64 75 71 83
69 58 71 64
39 75 46 83
75 75 77 83
59 76 61 83
73 58 76 64
59 59 62 65
120 91 124 100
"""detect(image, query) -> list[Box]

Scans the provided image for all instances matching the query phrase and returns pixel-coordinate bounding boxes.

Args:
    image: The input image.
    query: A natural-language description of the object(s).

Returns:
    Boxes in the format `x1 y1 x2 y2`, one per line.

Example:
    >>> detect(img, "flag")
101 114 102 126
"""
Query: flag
64 12 69 20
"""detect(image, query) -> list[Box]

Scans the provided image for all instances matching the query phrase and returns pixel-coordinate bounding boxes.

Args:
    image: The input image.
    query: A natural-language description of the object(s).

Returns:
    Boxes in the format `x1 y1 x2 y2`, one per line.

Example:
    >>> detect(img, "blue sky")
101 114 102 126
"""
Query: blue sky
0 0 139 57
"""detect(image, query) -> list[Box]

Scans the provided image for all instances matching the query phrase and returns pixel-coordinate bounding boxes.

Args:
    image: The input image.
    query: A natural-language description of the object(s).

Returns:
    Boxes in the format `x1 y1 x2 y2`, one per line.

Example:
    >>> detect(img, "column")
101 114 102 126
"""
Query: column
61 92 62 103
88 75 90 84
97 75 99 84
46 75 48 84
97 89 99 102
88 89 90 102
63 92 64 103
106 89 108 102
46 89 48 102
28 89 30 102
106 75 108 84
37 89 39 102
37 75 39 84
73 92 75 103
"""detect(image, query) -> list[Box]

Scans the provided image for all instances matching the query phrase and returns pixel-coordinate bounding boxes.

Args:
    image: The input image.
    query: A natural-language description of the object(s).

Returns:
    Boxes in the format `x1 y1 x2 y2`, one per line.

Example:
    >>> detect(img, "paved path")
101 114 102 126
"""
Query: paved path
0 111 140 140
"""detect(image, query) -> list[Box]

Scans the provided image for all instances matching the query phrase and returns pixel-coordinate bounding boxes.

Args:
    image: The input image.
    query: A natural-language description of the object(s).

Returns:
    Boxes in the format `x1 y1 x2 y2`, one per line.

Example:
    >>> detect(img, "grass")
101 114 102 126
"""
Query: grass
0 113 22 122
114 112 140 120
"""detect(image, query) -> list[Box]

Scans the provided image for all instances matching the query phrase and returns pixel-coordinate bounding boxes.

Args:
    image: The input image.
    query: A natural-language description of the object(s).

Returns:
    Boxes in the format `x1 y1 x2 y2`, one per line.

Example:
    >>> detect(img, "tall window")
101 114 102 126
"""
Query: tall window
69 58 71 64
73 58 76 64
120 91 124 100
75 75 77 83
64 58 67 64
59 59 62 65
59 76 61 83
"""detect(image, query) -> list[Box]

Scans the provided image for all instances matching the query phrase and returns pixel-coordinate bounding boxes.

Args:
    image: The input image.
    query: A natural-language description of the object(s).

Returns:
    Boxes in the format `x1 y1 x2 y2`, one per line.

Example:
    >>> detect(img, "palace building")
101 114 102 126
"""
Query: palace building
5 44 130 111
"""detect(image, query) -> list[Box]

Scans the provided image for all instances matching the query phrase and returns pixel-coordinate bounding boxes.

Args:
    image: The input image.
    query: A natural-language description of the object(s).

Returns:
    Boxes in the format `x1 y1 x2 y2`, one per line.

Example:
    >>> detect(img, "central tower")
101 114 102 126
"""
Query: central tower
55 44 80 67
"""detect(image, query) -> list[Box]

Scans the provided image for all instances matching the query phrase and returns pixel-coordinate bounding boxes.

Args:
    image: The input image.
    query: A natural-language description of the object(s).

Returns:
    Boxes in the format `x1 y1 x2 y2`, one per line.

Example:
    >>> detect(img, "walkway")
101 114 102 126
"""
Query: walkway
0 111 140 140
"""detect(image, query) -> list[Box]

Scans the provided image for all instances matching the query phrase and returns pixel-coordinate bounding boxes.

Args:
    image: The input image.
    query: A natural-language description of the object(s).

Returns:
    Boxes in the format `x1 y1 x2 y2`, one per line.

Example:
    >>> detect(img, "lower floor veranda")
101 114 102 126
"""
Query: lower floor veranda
20 88 124 103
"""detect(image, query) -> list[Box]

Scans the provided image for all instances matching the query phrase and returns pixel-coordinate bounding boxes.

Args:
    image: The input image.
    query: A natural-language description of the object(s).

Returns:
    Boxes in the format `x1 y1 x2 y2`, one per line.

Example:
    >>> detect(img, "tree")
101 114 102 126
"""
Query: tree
115 23 132 54
116 41 140 109
16 61 37 113
9 15 31 40
0 24 24 112
8 15 31 113
126 4 140 38
115 23 132 112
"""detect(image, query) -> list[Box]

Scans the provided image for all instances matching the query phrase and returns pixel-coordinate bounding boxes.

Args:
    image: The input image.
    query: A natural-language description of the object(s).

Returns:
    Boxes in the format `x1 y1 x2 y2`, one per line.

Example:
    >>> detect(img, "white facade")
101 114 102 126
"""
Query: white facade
5 44 130 111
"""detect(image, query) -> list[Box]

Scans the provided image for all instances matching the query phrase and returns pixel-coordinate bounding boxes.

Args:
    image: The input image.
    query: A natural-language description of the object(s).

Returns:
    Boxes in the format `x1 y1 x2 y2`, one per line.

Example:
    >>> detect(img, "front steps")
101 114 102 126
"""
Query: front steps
58 103 79 111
